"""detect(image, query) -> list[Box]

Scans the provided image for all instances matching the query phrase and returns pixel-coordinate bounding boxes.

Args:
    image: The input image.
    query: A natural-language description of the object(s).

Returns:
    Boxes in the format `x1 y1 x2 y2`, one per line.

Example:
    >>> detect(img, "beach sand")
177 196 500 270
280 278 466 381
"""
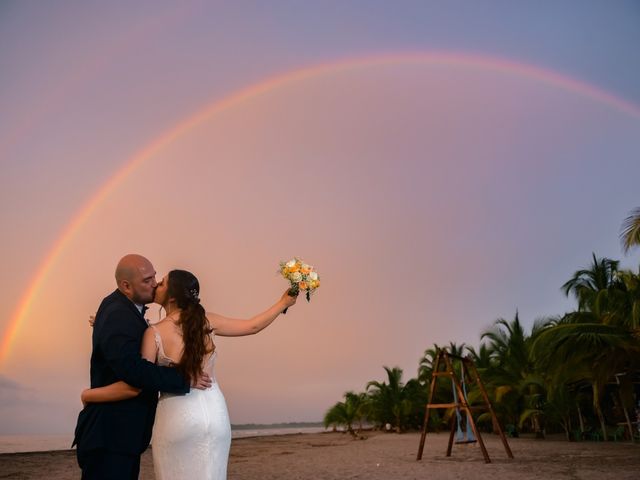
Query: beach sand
1 431 638 479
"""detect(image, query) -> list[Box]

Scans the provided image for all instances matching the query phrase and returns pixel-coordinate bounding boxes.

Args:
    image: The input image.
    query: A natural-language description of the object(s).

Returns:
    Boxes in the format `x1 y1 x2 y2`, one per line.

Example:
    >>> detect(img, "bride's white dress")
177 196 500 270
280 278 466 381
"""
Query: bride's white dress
150 326 231 479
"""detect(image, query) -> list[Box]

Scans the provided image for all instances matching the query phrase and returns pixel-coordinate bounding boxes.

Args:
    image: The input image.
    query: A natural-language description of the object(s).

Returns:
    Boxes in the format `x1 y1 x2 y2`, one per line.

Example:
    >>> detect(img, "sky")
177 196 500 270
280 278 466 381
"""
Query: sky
1 1 640 435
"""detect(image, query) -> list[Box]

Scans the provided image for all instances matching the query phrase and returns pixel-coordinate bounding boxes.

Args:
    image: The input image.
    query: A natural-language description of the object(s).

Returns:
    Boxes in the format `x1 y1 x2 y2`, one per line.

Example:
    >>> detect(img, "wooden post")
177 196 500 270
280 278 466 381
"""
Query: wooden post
467 358 513 459
416 350 443 460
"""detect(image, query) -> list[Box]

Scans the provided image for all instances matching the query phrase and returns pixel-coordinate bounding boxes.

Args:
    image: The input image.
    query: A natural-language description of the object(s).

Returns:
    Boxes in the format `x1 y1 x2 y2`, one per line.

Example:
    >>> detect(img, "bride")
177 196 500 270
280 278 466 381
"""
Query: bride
81 269 297 479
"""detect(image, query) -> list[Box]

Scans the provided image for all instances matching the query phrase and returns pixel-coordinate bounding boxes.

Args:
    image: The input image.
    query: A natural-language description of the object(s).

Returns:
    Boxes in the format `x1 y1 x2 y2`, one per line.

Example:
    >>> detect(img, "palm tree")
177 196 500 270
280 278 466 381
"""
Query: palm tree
531 320 640 441
366 366 422 432
621 207 640 254
466 343 495 371
323 391 368 435
614 268 640 330
418 345 440 385
546 254 640 440
480 312 548 436
561 253 620 316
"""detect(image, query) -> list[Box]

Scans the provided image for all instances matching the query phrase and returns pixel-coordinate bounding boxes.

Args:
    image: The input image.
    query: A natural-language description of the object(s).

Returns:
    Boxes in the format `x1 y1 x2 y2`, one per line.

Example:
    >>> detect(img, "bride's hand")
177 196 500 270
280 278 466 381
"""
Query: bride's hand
281 288 298 309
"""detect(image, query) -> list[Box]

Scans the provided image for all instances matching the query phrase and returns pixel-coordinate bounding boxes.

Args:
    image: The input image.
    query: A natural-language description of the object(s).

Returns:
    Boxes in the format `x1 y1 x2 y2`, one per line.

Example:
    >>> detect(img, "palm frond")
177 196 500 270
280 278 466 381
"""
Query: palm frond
621 207 640 254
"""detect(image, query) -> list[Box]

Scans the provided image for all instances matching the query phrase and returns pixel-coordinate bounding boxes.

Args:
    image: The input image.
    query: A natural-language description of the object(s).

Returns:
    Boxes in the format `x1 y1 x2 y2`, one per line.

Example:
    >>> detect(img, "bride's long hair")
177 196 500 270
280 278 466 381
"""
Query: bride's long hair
167 269 214 383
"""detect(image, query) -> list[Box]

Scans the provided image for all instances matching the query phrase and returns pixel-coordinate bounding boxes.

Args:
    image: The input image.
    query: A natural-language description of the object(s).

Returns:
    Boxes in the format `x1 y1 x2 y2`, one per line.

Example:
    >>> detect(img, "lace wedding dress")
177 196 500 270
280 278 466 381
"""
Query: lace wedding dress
150 326 231 479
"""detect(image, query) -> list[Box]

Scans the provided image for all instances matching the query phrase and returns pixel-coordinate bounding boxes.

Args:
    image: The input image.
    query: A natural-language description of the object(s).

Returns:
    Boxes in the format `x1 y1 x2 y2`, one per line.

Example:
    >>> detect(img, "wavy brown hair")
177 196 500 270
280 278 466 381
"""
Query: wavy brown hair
167 269 214 384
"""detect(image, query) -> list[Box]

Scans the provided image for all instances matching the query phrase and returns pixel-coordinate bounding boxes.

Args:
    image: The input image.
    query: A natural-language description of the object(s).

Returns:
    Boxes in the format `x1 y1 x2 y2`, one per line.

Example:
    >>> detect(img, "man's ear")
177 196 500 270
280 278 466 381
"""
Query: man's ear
121 280 131 294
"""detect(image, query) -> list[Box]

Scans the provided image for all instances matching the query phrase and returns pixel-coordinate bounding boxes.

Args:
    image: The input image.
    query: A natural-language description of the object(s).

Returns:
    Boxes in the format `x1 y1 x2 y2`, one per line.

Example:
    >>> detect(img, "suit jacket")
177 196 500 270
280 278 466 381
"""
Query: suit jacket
74 289 189 456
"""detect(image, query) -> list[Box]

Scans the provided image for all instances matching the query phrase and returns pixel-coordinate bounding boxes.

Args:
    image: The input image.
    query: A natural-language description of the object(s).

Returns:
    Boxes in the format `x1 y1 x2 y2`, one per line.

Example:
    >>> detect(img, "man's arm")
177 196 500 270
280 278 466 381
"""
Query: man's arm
99 309 190 394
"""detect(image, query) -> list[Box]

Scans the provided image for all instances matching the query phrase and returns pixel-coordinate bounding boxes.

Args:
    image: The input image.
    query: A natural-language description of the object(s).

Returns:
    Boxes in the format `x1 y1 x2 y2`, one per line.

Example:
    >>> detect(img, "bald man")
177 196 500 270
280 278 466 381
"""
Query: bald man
74 254 210 480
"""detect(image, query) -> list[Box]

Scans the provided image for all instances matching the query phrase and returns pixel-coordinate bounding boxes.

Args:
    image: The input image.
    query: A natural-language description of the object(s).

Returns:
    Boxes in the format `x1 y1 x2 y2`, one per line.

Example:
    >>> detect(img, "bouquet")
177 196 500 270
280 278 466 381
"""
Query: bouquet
279 257 320 313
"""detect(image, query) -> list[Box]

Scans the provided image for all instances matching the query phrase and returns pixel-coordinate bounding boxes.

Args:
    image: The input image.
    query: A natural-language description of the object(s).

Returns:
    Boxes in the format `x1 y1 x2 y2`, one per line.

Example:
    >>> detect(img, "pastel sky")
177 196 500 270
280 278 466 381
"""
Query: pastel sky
1 1 640 434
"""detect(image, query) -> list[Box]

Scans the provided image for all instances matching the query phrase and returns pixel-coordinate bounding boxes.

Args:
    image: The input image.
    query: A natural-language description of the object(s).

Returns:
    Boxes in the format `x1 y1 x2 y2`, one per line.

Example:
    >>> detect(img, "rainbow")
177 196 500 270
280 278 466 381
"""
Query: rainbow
2 51 639 367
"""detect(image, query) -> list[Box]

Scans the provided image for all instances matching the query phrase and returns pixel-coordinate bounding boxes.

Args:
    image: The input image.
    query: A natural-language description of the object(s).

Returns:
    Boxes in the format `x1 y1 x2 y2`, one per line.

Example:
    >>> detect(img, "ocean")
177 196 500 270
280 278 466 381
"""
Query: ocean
0 426 326 454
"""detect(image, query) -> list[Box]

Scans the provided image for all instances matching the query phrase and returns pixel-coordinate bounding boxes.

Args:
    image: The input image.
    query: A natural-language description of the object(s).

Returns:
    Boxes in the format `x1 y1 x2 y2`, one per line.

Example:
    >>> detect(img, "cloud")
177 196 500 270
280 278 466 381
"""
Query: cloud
0 374 32 407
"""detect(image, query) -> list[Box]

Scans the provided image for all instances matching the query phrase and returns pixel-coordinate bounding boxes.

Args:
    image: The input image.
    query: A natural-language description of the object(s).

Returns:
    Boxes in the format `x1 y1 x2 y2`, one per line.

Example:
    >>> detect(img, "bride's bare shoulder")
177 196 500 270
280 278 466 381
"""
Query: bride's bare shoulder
150 318 175 330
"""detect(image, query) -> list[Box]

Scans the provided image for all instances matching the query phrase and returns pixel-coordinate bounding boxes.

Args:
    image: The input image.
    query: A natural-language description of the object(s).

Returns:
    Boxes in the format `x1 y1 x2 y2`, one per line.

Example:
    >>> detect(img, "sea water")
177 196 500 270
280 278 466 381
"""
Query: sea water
0 426 326 454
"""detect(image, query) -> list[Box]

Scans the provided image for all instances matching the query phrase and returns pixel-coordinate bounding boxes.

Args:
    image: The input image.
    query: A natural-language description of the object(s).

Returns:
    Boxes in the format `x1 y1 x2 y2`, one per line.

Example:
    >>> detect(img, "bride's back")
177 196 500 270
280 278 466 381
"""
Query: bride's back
150 317 214 368
151 319 184 364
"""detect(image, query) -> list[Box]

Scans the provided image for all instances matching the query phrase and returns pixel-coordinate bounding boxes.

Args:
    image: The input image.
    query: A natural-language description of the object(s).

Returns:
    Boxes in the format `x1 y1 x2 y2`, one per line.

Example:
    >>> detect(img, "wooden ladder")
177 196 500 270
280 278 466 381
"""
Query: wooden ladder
416 349 514 463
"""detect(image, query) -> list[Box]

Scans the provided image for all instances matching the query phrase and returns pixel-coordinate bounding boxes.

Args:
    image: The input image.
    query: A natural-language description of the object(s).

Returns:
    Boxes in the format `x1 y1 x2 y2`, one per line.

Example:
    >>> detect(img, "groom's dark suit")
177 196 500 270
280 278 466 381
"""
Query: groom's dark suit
74 289 189 479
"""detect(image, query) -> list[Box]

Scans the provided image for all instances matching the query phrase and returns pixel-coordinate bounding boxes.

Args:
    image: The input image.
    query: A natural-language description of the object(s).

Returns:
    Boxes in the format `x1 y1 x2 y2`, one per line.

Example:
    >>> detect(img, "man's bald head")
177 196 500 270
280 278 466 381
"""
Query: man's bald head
115 254 157 304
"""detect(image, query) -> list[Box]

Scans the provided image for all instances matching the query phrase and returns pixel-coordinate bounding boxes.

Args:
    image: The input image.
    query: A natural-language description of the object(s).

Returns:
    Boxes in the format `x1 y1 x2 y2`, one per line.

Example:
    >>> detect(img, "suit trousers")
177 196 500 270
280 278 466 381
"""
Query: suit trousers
79 449 141 480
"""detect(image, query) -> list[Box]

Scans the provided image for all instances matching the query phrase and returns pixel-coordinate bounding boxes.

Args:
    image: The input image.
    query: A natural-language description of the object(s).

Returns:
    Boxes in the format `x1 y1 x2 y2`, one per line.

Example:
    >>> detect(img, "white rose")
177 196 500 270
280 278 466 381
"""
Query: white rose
286 259 297 268
309 271 318 280
291 272 302 283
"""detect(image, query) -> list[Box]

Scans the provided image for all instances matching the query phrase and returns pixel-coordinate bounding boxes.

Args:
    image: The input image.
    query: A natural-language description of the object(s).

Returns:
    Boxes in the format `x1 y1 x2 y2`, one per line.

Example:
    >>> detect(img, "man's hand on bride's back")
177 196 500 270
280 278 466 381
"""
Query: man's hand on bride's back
191 372 213 390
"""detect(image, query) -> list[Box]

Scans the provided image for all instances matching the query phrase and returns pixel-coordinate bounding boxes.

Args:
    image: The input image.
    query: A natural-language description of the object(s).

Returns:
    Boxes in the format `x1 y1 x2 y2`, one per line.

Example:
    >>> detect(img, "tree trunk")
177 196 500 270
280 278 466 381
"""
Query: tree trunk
533 414 545 439
577 405 585 437
593 382 608 441
622 404 634 443
595 405 608 441
562 416 571 441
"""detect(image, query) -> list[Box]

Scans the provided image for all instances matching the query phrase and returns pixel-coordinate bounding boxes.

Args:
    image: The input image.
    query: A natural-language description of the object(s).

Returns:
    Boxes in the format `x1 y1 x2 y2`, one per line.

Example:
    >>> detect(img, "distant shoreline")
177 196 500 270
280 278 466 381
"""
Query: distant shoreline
231 421 323 430
0 424 327 454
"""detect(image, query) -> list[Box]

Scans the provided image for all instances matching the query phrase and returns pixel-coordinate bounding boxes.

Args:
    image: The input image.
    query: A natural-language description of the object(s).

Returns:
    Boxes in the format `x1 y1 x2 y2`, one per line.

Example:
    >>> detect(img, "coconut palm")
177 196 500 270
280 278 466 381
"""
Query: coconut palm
614 268 640 330
561 253 620 315
518 375 576 441
466 343 495 371
323 391 368 435
479 312 549 436
546 254 640 439
531 319 640 441
418 345 440 385
621 207 640 254
366 366 423 432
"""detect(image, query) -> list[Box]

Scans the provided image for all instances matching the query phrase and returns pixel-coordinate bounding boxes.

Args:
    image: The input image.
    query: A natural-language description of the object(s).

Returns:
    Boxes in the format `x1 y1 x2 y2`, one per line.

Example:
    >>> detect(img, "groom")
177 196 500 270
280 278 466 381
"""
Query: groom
74 254 212 479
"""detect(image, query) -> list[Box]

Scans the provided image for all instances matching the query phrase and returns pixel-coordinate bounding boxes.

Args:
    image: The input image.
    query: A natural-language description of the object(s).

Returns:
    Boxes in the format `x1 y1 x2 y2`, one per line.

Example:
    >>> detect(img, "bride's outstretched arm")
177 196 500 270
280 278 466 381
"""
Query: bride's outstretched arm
209 289 298 337
80 328 159 405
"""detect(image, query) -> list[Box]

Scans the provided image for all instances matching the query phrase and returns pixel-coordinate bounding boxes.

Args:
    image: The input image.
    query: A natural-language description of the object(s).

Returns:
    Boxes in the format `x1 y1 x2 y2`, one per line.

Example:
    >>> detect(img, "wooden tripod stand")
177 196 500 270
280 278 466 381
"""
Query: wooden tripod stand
416 350 513 463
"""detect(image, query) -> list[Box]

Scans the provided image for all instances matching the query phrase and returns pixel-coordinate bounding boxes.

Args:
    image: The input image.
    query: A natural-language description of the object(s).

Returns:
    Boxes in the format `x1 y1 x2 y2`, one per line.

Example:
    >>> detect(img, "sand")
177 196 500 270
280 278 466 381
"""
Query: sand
1 431 638 479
